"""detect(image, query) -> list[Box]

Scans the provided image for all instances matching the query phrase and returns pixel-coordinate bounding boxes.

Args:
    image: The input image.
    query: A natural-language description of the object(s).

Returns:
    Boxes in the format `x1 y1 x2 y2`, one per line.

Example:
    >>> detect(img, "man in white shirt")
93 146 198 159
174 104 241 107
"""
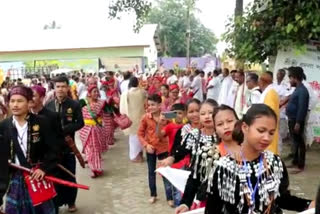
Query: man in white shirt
190 70 203 102
244 72 261 113
120 71 132 94
273 69 292 150
218 68 234 105
77 78 86 99
180 70 191 89
207 69 221 101
233 70 247 119
166 69 178 85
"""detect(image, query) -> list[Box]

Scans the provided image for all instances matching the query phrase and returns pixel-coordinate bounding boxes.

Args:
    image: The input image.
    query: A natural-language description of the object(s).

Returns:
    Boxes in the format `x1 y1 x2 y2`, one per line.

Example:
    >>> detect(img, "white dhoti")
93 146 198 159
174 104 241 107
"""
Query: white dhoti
128 134 142 160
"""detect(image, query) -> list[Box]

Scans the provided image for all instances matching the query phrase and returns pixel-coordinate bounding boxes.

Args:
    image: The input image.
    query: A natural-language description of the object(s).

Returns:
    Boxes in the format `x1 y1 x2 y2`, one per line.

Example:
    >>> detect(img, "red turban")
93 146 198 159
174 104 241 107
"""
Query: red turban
87 84 98 94
31 85 46 98
169 84 179 91
9 86 33 101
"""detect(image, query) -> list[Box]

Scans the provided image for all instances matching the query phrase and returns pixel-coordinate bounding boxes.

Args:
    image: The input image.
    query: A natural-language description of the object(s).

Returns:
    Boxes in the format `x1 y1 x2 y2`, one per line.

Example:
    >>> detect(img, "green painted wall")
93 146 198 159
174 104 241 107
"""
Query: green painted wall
0 46 146 62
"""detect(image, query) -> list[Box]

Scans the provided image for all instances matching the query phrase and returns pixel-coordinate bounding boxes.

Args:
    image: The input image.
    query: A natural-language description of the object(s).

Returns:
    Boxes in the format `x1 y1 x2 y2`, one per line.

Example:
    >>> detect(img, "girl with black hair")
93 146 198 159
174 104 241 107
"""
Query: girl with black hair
205 104 313 214
175 104 241 213
174 100 219 213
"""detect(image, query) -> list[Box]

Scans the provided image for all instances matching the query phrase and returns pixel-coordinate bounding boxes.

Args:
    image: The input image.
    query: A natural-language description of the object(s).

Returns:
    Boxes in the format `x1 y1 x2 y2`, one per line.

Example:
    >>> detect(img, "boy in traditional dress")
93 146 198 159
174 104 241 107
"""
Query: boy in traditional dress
0 86 59 214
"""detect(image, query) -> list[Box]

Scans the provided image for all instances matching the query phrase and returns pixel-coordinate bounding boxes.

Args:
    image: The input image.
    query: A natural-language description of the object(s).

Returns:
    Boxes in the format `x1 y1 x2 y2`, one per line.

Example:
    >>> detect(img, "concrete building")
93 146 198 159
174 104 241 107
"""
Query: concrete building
0 24 160 76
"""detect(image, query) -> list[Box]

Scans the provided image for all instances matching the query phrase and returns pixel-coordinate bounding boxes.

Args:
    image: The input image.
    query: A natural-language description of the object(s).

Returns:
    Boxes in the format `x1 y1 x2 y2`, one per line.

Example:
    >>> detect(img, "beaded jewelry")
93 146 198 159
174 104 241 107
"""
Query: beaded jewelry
213 151 283 213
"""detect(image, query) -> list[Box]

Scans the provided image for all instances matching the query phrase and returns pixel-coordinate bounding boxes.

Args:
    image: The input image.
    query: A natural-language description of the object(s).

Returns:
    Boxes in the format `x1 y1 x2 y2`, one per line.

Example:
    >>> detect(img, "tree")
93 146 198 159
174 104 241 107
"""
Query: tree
146 0 218 57
109 0 152 31
223 0 320 64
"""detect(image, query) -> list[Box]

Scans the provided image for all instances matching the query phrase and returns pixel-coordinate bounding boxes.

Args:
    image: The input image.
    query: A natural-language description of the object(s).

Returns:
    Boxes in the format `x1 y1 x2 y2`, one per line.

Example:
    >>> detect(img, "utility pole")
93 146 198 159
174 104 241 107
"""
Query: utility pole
235 0 243 17
186 0 191 68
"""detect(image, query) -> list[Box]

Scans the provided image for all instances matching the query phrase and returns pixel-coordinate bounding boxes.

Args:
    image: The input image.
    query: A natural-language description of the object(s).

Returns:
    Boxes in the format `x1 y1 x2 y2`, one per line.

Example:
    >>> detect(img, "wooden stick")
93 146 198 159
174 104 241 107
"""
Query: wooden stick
57 164 76 178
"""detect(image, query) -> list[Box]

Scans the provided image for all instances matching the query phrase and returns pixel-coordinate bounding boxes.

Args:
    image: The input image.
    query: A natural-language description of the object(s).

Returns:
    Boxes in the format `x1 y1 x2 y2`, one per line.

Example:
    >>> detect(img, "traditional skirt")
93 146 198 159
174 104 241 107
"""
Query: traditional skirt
5 171 55 214
103 113 115 146
80 125 105 171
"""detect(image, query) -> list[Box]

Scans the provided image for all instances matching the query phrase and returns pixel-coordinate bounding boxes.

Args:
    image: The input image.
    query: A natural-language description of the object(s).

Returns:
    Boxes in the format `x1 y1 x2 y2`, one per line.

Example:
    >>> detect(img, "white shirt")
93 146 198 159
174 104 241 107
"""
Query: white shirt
181 76 191 89
77 82 86 98
120 79 130 94
273 81 291 100
226 80 238 108
191 75 203 102
13 117 28 165
167 75 178 85
245 86 261 113
234 83 247 119
218 75 233 105
207 76 221 101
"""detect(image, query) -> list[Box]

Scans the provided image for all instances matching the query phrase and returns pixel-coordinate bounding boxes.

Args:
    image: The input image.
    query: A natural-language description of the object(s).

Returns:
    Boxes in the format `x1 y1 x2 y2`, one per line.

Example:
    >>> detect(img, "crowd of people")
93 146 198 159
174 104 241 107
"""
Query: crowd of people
0 65 318 214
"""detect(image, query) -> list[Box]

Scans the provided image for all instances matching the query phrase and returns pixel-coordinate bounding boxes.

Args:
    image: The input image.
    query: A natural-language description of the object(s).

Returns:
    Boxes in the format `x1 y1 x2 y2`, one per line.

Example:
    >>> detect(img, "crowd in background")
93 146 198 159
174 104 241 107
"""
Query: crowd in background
0 65 318 214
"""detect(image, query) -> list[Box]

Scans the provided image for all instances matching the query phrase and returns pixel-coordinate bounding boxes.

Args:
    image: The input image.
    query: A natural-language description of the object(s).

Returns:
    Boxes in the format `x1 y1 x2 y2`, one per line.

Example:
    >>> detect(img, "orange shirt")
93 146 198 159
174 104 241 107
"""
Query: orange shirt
218 142 228 157
137 114 169 155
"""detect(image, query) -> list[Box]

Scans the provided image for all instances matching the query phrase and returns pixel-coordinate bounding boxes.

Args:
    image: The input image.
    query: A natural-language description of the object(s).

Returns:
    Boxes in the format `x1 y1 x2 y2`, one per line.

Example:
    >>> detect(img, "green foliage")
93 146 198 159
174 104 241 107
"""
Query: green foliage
109 0 152 32
223 0 320 64
146 0 218 57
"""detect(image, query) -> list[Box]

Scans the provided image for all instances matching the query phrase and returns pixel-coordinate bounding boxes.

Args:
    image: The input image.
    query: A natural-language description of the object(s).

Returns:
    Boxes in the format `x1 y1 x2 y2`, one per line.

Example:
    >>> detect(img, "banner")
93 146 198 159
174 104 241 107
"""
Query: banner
274 43 320 84
275 44 320 141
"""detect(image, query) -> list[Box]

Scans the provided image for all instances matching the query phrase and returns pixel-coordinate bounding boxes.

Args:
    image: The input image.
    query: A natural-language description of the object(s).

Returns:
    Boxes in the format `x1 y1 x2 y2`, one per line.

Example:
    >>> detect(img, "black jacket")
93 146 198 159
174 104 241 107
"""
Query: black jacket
0 133 8 206
45 97 84 139
0 114 59 174
38 107 65 154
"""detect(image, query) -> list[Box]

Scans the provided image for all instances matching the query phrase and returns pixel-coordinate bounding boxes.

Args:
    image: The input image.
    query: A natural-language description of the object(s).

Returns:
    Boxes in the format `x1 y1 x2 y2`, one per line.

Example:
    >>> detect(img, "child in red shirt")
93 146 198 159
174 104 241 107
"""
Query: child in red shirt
159 104 186 166
158 103 187 207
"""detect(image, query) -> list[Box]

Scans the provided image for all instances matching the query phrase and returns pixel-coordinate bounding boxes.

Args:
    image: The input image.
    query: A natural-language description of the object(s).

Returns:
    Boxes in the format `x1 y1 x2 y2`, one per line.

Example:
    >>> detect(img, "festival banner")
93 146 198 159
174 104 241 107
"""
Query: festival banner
275 43 320 141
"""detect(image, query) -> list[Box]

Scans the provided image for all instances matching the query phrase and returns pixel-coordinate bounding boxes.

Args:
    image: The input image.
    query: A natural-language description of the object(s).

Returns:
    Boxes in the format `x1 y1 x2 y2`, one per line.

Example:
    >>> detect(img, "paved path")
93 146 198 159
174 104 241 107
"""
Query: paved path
60 131 173 214
57 131 320 214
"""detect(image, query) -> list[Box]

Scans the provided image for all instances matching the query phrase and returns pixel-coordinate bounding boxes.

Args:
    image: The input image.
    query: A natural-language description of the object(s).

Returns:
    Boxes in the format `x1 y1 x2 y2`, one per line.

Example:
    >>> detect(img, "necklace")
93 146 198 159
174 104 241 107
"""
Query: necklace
241 151 263 213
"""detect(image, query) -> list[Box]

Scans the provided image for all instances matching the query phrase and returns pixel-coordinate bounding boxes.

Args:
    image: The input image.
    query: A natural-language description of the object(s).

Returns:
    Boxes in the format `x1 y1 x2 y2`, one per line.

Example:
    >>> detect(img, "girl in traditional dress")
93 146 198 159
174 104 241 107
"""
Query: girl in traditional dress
79 84 114 178
205 104 313 214
175 104 241 213
0 86 58 214
164 100 217 212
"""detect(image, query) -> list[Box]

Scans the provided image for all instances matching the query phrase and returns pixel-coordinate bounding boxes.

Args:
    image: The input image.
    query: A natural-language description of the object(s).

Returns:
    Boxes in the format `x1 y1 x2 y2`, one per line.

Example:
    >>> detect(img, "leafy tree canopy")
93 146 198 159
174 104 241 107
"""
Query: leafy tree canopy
109 0 218 57
109 0 152 31
146 0 218 57
223 0 320 64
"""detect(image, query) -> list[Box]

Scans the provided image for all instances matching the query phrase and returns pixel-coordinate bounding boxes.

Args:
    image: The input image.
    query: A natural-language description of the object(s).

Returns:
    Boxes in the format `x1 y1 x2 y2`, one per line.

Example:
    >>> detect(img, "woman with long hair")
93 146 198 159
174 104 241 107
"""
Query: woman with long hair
205 104 313 214
172 100 218 213
175 104 241 213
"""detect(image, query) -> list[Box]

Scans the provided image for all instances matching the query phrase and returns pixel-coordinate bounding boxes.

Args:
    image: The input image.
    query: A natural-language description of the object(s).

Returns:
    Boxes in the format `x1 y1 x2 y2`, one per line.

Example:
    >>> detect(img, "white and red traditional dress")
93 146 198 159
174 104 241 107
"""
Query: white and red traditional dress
101 80 119 146
79 99 107 174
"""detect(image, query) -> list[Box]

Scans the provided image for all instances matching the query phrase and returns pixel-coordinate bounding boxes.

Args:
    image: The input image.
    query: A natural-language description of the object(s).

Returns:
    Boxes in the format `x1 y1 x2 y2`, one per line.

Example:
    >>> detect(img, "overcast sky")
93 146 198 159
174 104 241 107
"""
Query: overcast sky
0 0 252 54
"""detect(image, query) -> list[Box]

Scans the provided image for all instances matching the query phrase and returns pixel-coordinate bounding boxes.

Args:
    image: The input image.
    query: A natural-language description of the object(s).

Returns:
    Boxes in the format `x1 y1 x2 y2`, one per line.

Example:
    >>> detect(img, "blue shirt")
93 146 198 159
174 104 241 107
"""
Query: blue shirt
286 84 309 123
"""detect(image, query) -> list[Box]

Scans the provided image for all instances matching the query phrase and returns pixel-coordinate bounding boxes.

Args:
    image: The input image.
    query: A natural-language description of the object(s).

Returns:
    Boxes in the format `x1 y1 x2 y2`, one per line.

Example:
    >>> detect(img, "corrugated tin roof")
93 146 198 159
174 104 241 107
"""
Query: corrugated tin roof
0 24 158 52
